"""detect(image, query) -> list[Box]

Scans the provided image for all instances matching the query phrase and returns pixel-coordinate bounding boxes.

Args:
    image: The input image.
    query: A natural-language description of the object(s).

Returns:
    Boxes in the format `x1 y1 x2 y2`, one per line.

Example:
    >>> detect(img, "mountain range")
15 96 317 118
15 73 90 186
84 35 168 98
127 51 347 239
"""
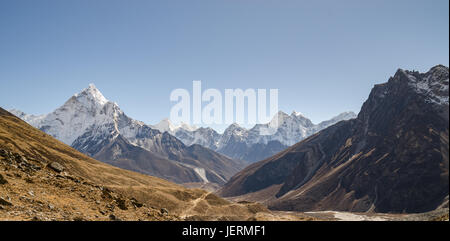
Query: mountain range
11 84 355 183
10 84 244 185
153 110 356 163
218 65 449 214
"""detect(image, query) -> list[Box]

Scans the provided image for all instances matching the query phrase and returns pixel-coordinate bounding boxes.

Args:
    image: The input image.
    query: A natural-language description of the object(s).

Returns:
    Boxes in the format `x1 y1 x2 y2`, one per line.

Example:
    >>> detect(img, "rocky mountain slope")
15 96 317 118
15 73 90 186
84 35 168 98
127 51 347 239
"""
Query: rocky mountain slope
1 107 310 221
156 111 356 163
219 65 449 214
10 85 244 185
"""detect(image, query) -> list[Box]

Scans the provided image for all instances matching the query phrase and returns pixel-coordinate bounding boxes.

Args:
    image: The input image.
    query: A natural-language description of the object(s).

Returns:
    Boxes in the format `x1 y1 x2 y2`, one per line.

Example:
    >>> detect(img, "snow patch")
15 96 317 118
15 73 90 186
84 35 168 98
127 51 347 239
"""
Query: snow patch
193 167 209 183
404 69 449 105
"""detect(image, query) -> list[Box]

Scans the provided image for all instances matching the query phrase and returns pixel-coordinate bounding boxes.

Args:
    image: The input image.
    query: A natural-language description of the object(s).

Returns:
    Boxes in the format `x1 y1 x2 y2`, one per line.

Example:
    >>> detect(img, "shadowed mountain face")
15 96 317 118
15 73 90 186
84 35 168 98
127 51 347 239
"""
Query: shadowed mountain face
10 85 245 185
219 65 449 213
71 123 242 185
88 132 204 184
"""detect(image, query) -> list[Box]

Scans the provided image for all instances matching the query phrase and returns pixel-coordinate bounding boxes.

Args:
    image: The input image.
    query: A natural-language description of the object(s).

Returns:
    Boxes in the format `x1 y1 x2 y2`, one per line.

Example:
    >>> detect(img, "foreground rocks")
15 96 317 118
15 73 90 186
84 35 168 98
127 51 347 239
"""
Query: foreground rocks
0 149 180 221
0 173 7 185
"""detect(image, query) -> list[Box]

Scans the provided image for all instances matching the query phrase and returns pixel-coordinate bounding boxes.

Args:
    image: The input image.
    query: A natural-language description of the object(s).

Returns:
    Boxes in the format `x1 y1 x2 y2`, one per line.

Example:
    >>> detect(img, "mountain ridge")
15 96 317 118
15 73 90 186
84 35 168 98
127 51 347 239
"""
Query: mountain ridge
158 110 356 163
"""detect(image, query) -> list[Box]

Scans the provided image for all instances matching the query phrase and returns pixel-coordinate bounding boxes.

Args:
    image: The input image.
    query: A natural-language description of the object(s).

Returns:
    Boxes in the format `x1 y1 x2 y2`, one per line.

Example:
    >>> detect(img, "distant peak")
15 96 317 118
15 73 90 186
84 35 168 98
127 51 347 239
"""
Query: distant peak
8 109 24 115
153 118 175 132
277 110 288 116
153 118 198 132
291 111 304 117
225 123 245 132
229 123 241 128
430 64 449 72
74 84 108 106
269 111 289 123
88 83 97 89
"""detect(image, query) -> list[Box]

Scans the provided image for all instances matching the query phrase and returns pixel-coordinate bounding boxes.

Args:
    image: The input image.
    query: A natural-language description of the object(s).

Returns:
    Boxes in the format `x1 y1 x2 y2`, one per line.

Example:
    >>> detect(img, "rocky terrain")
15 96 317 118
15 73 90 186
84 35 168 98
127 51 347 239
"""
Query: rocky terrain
219 65 449 214
0 149 180 221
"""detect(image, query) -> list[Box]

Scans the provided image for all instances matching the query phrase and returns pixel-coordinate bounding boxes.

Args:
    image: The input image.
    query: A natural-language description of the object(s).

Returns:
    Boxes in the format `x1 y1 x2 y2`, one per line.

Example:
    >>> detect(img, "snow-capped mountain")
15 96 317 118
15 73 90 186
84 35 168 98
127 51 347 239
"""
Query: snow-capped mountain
12 84 126 145
245 110 316 146
157 109 356 163
151 118 198 133
11 84 244 185
313 111 358 133
173 127 221 150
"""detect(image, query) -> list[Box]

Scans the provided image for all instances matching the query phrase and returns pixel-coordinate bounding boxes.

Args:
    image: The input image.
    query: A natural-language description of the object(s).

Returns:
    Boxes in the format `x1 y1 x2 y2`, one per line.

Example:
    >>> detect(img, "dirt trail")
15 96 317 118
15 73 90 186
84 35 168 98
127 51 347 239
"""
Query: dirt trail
179 192 211 219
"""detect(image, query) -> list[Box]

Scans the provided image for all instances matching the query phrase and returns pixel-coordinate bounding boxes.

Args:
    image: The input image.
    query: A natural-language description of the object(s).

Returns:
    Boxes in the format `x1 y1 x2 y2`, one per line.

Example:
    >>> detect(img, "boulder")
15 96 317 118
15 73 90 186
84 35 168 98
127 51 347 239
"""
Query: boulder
0 173 7 184
116 198 128 210
0 197 12 206
47 162 64 173
160 208 169 215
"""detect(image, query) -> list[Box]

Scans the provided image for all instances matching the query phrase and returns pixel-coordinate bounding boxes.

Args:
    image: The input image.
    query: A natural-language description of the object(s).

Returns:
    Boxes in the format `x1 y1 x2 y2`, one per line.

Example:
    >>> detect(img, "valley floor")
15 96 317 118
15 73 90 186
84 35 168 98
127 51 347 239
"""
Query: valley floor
277 208 449 221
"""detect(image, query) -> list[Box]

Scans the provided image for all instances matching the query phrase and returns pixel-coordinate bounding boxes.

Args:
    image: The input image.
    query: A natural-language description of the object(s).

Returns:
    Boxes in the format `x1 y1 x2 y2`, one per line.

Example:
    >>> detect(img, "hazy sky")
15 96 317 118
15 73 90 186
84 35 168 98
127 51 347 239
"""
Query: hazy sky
0 0 448 132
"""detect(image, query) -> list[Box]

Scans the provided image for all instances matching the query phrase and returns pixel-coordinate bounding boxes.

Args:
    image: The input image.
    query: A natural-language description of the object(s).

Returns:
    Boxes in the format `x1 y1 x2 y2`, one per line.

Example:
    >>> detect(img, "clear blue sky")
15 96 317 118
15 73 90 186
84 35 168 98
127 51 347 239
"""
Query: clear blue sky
0 0 448 132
